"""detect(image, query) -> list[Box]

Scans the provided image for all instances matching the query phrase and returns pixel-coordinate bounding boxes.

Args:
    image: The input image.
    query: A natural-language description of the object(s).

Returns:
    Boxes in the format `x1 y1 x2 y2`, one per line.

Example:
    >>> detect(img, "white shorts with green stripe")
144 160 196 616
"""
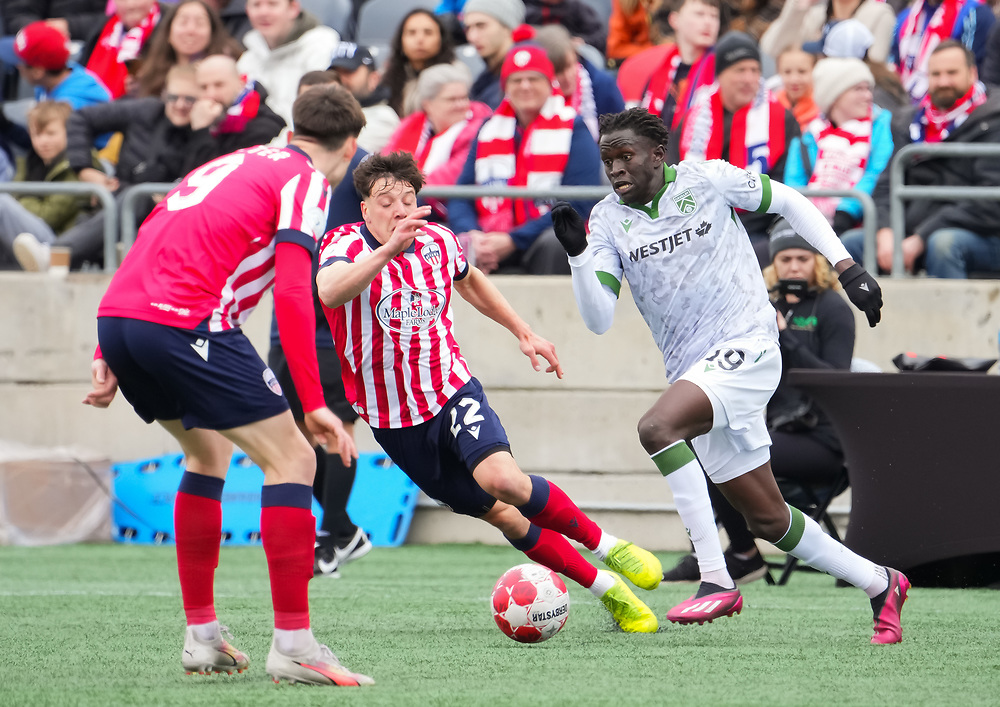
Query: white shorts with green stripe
678 336 781 483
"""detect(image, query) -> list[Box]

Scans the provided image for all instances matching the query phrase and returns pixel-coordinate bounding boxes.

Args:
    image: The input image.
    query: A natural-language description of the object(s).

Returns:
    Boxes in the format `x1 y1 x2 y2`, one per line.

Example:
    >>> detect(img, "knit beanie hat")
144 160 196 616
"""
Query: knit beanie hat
714 31 761 75
769 218 818 261
501 41 555 84
462 0 526 31
811 57 874 115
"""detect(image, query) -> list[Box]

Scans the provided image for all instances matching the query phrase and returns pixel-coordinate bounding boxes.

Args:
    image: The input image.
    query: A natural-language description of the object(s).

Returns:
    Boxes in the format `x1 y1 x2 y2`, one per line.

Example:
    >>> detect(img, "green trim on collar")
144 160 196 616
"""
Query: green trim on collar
596 270 621 298
618 164 677 219
755 174 773 213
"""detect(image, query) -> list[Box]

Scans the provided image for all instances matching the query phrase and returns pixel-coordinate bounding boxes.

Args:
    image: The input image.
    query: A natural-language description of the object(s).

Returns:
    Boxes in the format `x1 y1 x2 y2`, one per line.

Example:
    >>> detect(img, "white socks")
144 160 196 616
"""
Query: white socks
587 570 616 598
591 531 617 562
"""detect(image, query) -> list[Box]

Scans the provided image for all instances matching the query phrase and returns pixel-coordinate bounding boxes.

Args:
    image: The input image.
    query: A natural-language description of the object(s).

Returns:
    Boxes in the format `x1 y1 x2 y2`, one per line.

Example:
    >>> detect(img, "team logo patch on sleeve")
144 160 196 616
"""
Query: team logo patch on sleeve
672 189 698 215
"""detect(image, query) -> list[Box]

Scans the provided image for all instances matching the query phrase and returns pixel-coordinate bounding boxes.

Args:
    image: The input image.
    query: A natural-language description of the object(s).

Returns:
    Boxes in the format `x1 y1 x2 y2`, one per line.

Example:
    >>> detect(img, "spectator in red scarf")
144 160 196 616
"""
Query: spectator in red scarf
448 42 603 274
629 0 720 128
184 53 285 172
842 40 1000 277
668 30 800 266
83 0 163 98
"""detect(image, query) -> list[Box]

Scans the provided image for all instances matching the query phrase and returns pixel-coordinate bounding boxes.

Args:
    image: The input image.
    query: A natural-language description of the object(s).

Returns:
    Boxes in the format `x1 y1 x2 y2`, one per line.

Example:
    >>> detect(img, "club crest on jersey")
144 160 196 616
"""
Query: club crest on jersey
672 189 697 214
419 242 442 267
262 367 283 396
376 288 445 333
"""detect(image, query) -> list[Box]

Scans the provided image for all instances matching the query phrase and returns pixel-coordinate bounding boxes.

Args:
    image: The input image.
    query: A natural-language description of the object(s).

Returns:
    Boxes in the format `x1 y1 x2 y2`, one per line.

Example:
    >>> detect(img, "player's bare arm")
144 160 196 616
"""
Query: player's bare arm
454 266 563 378
303 407 357 465
82 358 118 408
317 205 432 308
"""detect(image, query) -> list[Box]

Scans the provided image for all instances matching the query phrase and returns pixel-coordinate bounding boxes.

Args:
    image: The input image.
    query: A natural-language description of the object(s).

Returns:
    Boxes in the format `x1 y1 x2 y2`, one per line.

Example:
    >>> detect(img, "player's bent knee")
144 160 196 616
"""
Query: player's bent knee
744 506 792 543
636 413 684 454
482 502 530 537
472 454 531 506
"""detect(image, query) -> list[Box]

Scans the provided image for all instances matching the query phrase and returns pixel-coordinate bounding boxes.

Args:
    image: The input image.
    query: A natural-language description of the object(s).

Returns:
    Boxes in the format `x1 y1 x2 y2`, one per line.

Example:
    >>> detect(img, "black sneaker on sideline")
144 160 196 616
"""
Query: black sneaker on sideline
662 553 700 583
724 548 769 585
335 527 372 565
314 544 340 578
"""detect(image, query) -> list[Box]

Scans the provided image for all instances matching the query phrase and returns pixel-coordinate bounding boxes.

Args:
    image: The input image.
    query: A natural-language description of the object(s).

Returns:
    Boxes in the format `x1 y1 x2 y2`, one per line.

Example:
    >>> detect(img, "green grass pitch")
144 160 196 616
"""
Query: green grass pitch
1 543 998 706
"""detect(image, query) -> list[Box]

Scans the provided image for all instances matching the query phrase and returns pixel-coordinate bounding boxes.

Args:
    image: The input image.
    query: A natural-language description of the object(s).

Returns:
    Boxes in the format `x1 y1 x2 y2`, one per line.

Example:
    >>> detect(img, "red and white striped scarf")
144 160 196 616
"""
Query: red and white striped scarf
679 80 787 171
897 0 962 102
86 3 161 98
640 44 716 129
805 112 874 220
569 62 598 139
912 79 987 142
473 92 576 232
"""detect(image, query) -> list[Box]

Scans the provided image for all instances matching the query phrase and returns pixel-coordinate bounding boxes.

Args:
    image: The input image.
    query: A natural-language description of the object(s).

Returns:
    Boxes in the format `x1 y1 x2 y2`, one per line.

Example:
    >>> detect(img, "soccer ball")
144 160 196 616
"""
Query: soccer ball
491 563 570 643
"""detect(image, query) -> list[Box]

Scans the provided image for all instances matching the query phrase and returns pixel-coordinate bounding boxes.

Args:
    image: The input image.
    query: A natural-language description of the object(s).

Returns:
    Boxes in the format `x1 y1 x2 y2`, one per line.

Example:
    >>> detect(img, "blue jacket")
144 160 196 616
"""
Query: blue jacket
470 66 504 111
580 57 625 119
448 115 603 250
784 106 894 221
35 63 111 109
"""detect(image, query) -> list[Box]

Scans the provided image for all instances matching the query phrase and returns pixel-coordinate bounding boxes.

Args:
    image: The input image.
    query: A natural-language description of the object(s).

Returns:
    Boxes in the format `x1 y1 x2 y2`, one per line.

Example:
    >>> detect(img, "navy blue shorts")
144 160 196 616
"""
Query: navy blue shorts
371 377 509 517
267 345 358 423
98 317 289 430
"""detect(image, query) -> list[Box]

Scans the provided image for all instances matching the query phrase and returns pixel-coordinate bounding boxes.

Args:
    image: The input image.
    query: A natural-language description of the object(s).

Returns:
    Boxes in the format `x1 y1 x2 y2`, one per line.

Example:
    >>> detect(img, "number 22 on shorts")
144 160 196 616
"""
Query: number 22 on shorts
450 398 485 437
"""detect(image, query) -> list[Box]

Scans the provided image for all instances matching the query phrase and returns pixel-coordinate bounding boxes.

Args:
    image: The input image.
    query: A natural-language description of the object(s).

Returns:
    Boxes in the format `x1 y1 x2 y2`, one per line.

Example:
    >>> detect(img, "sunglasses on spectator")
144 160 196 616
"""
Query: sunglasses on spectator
164 93 198 105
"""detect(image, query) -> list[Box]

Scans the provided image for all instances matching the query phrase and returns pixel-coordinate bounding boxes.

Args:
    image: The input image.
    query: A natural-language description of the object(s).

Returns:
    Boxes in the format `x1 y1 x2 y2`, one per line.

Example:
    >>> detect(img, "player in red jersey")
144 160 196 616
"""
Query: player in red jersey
84 85 375 687
316 152 663 634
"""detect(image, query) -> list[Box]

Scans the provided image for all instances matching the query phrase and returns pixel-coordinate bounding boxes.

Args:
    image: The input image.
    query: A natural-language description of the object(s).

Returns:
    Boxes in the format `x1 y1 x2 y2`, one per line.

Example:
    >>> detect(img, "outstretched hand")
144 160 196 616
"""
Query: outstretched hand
838 263 883 327
550 201 588 257
304 407 358 465
519 332 564 379
83 358 118 408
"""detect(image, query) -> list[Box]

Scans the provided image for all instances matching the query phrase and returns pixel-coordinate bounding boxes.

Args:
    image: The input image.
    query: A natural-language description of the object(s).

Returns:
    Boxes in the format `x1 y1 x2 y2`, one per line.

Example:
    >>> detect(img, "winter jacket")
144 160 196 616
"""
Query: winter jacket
12 151 88 233
607 0 652 63
35 63 111 110
760 0 897 64
524 0 607 54
67 97 195 189
871 90 1000 241
237 11 340 126
470 65 504 111
181 84 285 175
1 0 107 40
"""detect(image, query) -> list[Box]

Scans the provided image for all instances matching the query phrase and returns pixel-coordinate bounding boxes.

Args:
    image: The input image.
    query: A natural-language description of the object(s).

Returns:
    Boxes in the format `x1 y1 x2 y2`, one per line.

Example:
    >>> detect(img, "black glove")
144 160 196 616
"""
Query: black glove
550 201 587 257
838 263 883 327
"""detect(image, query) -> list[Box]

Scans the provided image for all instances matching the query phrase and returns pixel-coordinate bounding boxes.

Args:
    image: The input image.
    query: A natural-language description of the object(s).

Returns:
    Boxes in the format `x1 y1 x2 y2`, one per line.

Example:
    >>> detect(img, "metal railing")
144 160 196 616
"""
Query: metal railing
890 143 1000 277
121 182 875 270
0 182 117 272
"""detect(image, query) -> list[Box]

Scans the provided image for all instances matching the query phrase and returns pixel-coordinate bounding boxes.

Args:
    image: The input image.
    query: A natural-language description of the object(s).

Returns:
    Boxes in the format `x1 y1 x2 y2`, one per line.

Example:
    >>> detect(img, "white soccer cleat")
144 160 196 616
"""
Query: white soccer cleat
266 637 374 686
181 624 249 675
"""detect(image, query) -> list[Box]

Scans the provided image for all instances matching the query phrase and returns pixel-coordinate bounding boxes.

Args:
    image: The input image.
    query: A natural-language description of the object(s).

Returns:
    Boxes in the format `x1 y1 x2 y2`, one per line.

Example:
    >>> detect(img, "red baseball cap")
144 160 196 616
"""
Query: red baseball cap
0 21 70 71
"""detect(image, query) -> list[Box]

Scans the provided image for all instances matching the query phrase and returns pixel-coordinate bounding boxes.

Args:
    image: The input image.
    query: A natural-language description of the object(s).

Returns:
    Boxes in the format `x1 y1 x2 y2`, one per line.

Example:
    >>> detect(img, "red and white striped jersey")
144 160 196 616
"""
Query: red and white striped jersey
319 221 473 428
99 144 330 331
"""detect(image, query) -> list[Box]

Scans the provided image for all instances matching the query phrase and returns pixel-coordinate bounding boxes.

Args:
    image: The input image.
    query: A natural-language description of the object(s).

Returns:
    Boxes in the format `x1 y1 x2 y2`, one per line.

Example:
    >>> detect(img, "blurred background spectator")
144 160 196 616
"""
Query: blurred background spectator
237 0 339 127
203 0 253 43
0 0 108 42
774 47 819 132
82 0 164 99
381 8 457 116
719 0 782 40
137 0 241 97
760 0 896 65
607 0 658 67
536 24 625 141
329 41 399 152
524 0 607 54
449 42 602 274
462 0 525 109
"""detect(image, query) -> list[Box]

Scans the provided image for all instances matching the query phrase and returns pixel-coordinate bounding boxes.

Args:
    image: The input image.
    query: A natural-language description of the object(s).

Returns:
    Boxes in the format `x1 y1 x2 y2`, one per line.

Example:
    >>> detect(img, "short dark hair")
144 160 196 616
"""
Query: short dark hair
931 39 975 67
298 69 339 92
598 108 670 149
353 151 426 198
653 0 721 33
291 83 366 150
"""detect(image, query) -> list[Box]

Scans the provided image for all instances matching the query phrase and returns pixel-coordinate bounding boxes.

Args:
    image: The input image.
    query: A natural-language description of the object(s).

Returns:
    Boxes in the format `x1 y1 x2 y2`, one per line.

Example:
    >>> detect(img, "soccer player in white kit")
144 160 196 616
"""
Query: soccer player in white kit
552 108 909 644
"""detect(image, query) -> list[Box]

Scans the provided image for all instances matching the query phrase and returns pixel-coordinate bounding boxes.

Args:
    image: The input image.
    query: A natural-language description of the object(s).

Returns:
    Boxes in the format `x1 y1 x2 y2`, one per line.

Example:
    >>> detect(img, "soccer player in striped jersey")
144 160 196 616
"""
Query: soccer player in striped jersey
84 85 375 685
317 152 663 634
552 107 908 644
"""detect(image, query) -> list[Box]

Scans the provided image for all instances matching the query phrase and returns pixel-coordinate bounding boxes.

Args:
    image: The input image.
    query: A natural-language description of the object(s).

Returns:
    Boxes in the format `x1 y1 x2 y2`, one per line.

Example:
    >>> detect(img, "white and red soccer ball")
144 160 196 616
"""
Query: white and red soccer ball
491 563 570 643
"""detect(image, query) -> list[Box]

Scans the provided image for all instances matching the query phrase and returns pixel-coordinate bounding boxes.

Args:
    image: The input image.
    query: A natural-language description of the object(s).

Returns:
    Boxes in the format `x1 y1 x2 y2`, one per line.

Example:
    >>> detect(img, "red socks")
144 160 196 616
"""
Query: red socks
260 484 315 630
519 475 602 551
174 474 224 626
511 525 599 588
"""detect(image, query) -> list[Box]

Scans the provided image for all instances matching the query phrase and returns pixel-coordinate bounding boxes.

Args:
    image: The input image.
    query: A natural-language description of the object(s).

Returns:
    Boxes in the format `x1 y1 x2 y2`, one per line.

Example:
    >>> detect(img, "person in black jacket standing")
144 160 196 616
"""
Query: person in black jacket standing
662 219 856 584
13 64 202 271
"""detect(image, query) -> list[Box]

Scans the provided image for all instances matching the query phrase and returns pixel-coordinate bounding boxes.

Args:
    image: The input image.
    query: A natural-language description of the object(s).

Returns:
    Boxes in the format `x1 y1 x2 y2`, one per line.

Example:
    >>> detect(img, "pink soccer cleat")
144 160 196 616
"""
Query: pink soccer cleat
666 584 743 625
870 567 910 645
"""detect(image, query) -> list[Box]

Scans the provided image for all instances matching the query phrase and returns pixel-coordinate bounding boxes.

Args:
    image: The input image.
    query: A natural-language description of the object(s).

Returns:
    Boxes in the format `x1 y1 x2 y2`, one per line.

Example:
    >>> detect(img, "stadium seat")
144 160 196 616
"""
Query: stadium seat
766 465 852 586
356 0 437 46
300 0 354 39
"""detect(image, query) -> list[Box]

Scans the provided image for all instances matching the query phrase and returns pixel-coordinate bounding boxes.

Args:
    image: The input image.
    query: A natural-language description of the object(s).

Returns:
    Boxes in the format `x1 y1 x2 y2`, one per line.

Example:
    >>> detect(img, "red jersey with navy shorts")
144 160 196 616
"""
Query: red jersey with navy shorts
319 221 472 429
99 144 330 331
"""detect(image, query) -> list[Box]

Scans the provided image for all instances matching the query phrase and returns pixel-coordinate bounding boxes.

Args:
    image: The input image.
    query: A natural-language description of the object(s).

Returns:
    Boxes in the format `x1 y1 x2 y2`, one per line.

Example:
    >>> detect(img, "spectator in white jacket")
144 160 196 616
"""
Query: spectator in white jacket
236 0 339 126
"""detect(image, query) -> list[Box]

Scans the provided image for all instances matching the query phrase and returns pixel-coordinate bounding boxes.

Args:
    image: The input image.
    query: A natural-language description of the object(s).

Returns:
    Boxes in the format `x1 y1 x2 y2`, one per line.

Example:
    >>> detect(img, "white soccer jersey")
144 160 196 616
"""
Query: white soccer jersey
587 159 778 381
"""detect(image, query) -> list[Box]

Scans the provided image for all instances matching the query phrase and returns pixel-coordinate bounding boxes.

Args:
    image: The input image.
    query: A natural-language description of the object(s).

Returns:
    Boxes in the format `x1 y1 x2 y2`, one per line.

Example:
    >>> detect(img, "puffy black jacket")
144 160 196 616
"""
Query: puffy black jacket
872 89 1000 240
66 97 194 188
1 0 107 40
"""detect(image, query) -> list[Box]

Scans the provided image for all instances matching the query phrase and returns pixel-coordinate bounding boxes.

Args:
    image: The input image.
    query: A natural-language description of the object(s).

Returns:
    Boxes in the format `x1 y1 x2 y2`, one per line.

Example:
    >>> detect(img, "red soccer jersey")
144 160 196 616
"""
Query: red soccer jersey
99 144 330 331
319 221 473 429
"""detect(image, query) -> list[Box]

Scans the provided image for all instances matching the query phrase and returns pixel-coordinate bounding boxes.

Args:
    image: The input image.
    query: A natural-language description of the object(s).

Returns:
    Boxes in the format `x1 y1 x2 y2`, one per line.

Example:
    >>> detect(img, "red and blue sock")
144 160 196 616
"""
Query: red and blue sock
174 471 224 626
517 475 602 551
507 524 599 588
261 483 315 631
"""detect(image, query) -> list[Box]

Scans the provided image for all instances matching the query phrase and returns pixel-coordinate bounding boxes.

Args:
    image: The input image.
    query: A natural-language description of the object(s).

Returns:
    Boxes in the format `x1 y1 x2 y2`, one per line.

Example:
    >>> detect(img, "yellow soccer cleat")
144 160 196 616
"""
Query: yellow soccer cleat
604 540 663 591
599 571 659 633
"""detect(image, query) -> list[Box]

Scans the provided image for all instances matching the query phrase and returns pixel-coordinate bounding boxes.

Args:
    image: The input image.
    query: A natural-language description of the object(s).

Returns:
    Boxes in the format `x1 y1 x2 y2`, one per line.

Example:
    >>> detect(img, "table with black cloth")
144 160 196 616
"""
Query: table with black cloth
787 370 1000 587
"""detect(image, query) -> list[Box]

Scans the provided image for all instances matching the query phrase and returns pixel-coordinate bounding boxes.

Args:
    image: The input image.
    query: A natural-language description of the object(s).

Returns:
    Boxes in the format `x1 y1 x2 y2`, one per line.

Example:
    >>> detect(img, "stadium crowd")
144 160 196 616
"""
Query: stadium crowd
2 0 1000 278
